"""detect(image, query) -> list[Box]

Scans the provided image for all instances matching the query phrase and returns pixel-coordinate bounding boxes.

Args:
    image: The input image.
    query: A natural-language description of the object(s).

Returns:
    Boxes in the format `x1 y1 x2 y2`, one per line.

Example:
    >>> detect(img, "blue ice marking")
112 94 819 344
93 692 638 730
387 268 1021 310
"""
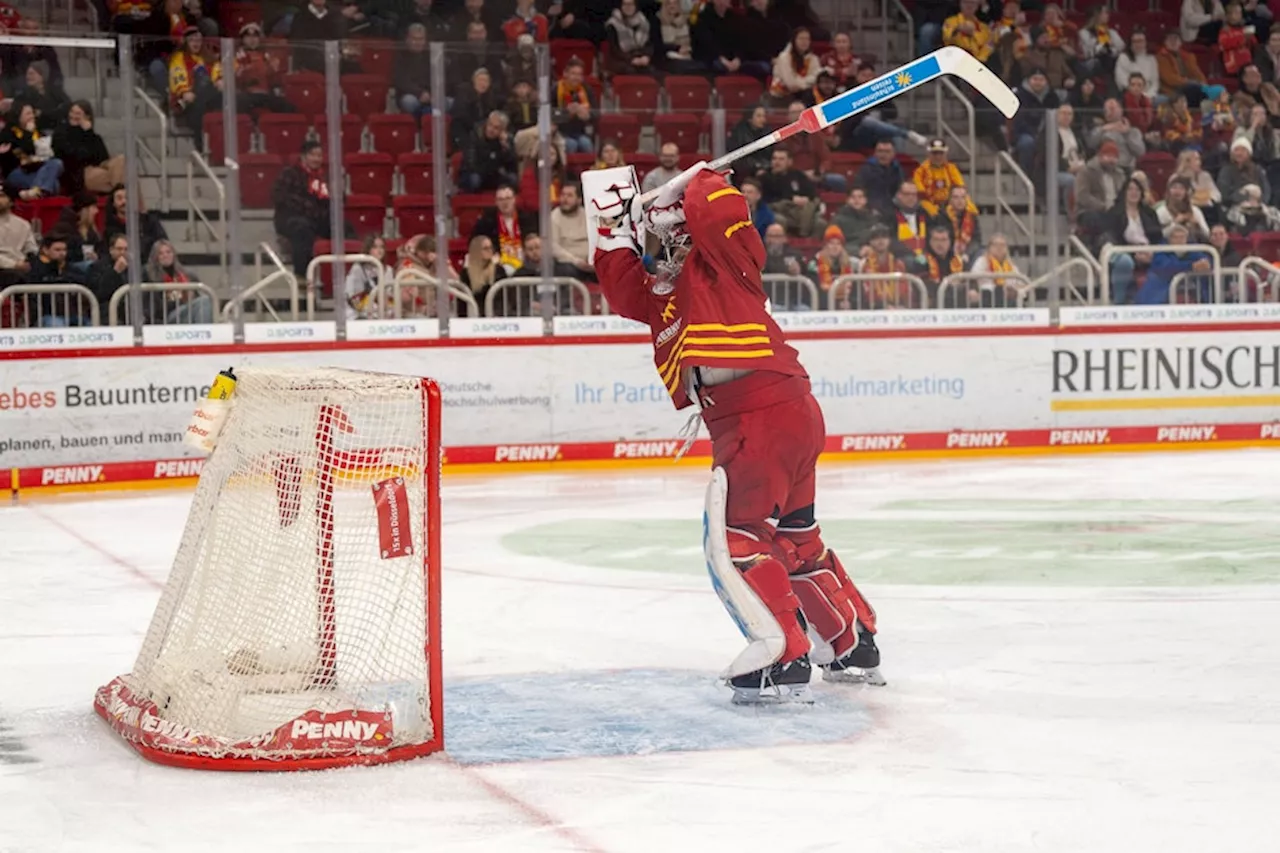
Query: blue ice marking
444 669 872 765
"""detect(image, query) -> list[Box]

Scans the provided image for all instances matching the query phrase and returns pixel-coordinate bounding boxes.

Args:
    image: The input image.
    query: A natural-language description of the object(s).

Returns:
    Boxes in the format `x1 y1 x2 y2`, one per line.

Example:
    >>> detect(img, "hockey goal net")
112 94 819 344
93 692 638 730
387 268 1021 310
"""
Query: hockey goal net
94 367 443 770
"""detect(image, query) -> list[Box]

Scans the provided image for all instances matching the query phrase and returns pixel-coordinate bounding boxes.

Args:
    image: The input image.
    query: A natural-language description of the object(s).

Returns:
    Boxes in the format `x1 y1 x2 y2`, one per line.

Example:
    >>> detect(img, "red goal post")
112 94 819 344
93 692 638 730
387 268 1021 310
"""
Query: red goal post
93 369 443 771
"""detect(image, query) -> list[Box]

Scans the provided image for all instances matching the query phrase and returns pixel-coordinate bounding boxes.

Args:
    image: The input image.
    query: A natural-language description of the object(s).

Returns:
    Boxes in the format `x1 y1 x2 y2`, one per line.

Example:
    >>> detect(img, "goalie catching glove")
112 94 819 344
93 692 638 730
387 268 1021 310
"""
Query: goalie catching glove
583 166 644 256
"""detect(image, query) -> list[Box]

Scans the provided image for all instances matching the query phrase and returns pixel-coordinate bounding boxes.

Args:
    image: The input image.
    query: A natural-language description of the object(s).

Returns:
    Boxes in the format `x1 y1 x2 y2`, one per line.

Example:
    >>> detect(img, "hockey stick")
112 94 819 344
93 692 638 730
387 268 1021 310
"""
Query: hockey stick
637 46 1020 204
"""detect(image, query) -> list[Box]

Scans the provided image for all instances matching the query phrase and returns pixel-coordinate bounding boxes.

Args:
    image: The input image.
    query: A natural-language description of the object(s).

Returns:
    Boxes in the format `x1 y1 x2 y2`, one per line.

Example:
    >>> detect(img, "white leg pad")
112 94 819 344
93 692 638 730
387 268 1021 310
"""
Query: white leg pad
703 467 787 679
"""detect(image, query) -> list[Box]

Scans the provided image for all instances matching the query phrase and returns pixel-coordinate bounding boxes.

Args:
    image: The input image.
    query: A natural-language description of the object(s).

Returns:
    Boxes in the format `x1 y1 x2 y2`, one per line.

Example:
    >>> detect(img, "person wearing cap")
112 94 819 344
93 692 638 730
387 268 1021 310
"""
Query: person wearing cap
1089 97 1147 170
1158 29 1215 105
1021 23 1077 93
168 27 222 144
856 223 910 309
913 138 972 216
942 0 994 63
1075 139 1127 233
1013 66 1061 174
234 22 294 114
1219 133 1273 204
807 224 856 309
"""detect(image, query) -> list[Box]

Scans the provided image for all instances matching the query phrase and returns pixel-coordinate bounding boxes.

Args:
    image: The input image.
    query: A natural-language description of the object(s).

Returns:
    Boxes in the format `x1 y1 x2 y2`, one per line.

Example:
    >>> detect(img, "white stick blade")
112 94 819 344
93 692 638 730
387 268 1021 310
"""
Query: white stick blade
936 46 1021 119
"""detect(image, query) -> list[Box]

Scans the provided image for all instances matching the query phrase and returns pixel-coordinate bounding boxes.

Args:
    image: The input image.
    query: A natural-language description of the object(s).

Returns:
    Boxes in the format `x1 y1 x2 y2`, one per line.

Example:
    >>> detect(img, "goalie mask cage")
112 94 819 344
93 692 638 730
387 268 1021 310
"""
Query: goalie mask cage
93 368 443 771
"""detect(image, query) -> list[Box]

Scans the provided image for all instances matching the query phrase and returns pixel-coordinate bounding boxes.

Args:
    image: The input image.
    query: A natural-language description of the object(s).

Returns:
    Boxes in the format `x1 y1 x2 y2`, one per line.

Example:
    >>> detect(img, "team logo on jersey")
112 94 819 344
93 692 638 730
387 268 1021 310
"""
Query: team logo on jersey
661 296 678 323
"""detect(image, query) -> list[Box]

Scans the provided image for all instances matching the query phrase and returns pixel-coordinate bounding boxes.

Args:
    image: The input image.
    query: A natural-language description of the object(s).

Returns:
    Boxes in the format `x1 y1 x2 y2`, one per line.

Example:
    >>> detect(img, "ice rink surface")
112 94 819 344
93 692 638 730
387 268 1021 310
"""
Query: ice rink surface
4 450 1280 852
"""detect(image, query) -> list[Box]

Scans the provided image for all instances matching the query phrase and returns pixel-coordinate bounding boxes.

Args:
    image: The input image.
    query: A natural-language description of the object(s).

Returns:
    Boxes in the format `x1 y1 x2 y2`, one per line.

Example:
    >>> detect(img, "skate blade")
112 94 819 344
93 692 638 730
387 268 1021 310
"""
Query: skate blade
822 666 887 687
729 683 815 706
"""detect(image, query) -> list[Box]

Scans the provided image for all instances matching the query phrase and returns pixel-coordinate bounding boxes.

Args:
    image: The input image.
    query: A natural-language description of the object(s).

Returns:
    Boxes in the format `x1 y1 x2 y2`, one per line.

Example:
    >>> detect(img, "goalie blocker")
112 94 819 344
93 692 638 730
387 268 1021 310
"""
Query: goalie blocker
591 162 883 702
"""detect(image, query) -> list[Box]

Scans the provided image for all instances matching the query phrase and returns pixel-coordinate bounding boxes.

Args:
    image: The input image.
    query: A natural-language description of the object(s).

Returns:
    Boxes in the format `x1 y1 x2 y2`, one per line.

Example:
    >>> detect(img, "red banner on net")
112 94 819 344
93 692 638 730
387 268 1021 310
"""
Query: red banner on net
11 422 1280 493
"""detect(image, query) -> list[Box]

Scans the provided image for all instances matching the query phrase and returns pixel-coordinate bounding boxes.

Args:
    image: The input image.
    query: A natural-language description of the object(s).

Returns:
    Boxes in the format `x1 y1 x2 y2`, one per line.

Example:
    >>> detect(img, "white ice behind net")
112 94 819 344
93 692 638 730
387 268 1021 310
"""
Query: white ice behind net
118 368 432 759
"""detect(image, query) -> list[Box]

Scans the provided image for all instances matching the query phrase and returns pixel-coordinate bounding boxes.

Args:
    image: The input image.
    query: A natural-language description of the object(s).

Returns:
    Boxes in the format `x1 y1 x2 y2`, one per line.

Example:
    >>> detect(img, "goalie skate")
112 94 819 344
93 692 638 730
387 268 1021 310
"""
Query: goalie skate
821 629 887 686
728 656 815 705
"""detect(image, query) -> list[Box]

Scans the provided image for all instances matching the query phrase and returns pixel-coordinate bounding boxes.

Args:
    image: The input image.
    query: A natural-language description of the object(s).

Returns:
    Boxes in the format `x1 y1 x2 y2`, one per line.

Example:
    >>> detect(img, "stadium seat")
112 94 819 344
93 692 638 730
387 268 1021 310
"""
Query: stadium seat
341 75 390 120
596 113 641 152
344 194 387 236
1250 232 1280 261
313 113 365 155
829 152 867 186
394 195 436 238
1137 152 1176 198
15 196 70 238
202 113 252 166
344 152 395 195
677 153 702 170
368 114 418 157
219 1 260 35
258 113 311 157
310 239 362 298
628 153 658 180
717 76 764 112
550 39 597 76
355 39 396 81
398 152 437 195
566 152 596 174
665 75 711 111
612 75 659 112
421 114 453 151
283 72 326 116
238 153 284 209
654 113 702 152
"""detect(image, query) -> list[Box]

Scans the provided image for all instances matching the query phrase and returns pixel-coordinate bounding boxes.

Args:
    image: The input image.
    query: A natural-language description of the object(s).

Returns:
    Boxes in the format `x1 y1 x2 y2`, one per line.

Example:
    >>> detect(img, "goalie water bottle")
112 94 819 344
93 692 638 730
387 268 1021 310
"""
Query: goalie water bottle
183 367 238 454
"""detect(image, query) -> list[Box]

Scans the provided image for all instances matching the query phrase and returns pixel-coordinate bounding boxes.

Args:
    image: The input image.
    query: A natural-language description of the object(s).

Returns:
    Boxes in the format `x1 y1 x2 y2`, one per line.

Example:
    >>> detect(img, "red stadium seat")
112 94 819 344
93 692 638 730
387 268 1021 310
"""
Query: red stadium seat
354 39 396 81
238 153 283 209
451 193 490 237
258 113 311 157
344 152 395 195
829 152 867 186
612 74 659 112
344 194 387 236
421 114 453 151
627 152 658 180
717 76 764 112
665 75 711 111
313 113 365 155
310 239 362 298
398 152 437 195
677 153 702 170
393 195 435 237
202 113 252 166
368 114 418 157
1137 152 1176 199
15 196 70 238
550 38 596 76
341 74 389 120
1250 232 1280 262
219 1 260 35
283 72 326 116
596 113 641 152
654 113 702 152
566 152 596 174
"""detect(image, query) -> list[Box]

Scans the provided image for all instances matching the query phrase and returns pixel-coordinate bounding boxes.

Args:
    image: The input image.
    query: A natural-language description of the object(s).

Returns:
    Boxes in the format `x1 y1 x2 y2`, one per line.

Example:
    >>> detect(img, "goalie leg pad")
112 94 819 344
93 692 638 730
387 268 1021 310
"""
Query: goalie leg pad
704 468 810 678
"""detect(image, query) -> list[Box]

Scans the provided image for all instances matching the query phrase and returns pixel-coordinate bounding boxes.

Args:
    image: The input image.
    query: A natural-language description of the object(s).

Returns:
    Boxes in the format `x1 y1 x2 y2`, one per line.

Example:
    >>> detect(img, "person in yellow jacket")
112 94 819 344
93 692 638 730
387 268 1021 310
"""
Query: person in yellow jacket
913 138 978 216
942 0 994 63
168 27 223 148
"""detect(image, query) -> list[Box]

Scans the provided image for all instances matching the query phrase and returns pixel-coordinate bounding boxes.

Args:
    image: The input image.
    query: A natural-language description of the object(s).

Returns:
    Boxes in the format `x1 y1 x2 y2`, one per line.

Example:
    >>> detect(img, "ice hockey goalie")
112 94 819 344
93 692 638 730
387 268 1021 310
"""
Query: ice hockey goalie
587 162 885 703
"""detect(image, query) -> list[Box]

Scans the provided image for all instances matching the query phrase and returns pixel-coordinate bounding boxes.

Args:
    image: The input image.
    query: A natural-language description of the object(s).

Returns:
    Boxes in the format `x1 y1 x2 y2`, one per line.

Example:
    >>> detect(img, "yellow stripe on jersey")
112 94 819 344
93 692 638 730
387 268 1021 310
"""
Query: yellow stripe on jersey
723 220 753 239
686 322 767 332
656 327 691 377
706 187 742 202
681 336 772 346
681 349 774 359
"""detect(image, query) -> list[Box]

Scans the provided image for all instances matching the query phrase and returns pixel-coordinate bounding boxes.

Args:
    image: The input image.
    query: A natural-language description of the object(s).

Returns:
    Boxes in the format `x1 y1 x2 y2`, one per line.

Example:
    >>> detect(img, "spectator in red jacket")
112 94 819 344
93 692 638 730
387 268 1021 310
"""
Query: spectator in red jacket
234 23 294 113
1123 73 1160 140
1219 1 1259 76
501 0 547 45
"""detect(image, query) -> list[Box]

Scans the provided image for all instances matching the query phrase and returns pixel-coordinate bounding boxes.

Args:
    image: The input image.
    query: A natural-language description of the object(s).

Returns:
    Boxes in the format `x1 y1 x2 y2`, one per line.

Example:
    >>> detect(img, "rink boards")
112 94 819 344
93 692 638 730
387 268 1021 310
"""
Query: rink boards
4 306 1280 493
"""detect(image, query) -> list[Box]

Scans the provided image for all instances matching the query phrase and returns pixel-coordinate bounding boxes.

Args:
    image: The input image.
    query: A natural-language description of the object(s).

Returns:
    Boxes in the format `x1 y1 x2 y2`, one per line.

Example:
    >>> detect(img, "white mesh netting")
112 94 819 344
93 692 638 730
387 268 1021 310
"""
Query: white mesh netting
94 367 440 768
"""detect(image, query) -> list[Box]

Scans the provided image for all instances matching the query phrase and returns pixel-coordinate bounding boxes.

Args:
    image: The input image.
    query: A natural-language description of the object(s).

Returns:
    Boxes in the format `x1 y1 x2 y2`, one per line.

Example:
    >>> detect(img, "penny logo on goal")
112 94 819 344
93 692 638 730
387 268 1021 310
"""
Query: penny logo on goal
372 476 414 559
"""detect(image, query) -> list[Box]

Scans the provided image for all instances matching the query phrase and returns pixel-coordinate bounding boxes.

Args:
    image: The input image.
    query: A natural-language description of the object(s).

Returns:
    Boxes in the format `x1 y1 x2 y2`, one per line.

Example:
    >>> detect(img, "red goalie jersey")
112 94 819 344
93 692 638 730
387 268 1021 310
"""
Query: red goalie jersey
594 170 808 409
